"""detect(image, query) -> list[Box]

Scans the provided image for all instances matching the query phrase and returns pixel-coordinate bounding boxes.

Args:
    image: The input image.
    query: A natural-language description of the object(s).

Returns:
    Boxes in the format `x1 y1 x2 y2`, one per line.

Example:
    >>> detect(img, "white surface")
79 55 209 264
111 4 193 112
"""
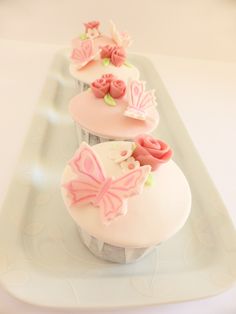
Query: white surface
0 39 235 312
0 0 236 62
149 54 236 228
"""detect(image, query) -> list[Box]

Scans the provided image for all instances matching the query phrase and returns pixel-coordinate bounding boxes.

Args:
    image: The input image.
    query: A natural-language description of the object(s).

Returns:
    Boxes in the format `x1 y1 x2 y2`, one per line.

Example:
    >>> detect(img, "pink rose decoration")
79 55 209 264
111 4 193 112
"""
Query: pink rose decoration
91 76 126 100
132 135 173 171
91 78 110 98
84 21 100 31
110 80 126 98
101 73 116 83
100 45 114 59
110 47 126 67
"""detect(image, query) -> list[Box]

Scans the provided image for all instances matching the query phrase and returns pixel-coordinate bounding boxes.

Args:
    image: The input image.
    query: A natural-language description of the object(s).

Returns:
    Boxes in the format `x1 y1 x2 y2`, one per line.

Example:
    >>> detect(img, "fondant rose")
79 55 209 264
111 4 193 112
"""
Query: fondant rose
84 21 100 31
132 135 173 171
101 73 116 83
110 80 126 98
100 45 114 59
110 47 126 67
91 78 110 98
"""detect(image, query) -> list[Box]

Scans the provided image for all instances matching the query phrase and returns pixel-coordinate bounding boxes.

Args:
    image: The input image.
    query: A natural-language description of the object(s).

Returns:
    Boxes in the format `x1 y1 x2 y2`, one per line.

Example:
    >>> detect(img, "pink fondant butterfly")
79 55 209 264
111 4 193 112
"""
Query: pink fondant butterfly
124 80 157 121
63 142 150 224
110 20 133 48
70 39 99 69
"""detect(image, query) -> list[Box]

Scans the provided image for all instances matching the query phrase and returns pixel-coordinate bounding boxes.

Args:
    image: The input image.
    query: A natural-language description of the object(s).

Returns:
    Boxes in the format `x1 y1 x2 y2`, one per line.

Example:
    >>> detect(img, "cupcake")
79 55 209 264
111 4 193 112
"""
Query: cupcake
69 77 160 145
70 20 139 91
61 135 192 264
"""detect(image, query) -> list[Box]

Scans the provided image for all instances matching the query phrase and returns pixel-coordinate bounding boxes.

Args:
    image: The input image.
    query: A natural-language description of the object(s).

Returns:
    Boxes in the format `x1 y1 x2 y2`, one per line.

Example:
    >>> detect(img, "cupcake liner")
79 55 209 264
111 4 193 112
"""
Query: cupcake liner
75 124 131 145
79 227 155 264
76 81 90 92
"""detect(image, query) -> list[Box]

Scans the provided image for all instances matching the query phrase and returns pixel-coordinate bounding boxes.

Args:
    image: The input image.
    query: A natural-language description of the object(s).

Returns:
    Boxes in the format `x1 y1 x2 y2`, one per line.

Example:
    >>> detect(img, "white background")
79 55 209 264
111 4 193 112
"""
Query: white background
0 0 236 313
0 0 236 62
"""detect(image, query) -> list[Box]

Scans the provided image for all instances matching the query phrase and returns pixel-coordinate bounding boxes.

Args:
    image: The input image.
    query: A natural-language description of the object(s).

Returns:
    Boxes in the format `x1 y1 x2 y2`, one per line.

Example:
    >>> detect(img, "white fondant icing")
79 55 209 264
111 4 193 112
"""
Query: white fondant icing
61 141 191 249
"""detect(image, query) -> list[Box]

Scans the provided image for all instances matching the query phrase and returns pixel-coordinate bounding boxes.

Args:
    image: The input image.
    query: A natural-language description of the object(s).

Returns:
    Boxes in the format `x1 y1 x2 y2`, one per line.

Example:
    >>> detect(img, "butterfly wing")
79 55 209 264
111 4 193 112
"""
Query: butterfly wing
124 80 157 120
110 20 132 48
98 165 151 223
69 142 106 182
64 142 106 206
120 31 133 48
70 39 96 68
129 80 144 108
110 20 122 46
63 175 99 206
139 89 157 110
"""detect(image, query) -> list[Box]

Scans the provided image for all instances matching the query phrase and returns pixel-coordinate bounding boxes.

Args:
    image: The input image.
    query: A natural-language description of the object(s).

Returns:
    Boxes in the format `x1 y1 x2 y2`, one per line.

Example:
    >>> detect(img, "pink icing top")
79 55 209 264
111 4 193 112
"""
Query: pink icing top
69 90 159 139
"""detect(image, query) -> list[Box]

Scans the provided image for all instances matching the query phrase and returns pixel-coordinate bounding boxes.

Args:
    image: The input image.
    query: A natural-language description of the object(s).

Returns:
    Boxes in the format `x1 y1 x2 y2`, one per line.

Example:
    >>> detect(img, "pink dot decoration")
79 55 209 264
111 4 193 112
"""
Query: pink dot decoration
120 150 128 156
128 163 135 170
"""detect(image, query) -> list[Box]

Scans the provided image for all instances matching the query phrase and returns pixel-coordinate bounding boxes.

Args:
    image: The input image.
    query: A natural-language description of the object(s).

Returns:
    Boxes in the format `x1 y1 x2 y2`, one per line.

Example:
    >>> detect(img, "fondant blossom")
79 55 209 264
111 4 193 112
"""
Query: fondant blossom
120 157 140 172
84 21 100 39
101 73 116 83
100 45 114 59
110 46 126 67
84 21 100 31
109 142 134 163
91 78 110 98
132 134 173 171
110 80 126 98
87 28 100 39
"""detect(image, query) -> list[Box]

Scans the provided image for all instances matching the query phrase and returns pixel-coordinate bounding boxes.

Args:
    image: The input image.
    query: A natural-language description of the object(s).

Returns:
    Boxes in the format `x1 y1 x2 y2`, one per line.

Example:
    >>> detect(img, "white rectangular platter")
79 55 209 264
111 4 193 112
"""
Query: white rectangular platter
0 50 235 310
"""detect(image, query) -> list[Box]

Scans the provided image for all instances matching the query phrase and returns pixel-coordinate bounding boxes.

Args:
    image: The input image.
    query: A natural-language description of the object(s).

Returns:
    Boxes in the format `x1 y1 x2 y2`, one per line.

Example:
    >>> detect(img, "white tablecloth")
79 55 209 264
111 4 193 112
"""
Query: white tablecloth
0 39 235 313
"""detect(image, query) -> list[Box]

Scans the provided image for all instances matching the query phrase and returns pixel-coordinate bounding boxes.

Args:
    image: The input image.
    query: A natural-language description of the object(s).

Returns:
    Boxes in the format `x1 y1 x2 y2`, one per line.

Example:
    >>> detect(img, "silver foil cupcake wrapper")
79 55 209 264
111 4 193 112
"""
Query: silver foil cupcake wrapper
79 228 155 264
77 81 90 92
76 124 131 145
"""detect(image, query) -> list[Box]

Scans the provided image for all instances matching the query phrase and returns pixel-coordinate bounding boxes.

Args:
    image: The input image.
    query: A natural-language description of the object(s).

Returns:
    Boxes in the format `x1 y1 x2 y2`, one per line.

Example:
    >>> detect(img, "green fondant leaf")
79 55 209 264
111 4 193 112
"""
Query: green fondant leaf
124 60 133 68
102 58 110 66
145 173 154 186
79 33 88 40
132 143 137 152
104 93 116 106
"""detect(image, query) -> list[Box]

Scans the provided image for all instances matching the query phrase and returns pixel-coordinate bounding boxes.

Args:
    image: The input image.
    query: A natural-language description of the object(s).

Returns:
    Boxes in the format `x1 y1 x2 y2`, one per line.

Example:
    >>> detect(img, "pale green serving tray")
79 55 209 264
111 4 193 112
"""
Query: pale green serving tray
0 50 235 310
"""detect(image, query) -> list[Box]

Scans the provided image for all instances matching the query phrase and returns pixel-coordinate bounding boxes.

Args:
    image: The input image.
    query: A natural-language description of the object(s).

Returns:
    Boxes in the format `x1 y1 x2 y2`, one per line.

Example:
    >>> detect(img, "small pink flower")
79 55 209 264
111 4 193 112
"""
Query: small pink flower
87 28 100 39
110 46 126 67
120 157 140 172
84 21 100 31
91 78 110 98
109 142 134 163
101 73 116 84
100 45 114 59
132 134 173 171
110 79 126 98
